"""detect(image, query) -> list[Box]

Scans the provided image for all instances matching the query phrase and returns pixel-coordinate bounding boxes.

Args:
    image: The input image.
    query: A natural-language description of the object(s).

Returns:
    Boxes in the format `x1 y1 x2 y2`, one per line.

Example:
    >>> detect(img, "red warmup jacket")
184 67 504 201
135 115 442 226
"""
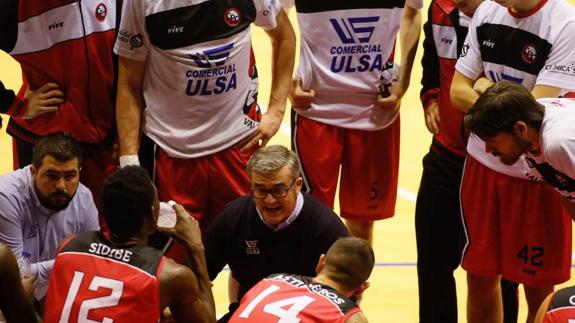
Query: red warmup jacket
420 0 470 157
1 0 119 153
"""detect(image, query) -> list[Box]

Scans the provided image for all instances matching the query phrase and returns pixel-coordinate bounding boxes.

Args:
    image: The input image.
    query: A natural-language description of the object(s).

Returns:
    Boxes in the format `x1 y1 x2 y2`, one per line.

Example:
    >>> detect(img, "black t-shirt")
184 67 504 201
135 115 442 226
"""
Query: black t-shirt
204 193 349 299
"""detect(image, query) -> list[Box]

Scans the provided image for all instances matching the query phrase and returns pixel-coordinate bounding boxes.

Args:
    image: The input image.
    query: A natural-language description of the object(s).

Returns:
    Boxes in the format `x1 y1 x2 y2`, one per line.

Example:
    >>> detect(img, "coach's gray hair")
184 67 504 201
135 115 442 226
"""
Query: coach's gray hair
247 145 301 180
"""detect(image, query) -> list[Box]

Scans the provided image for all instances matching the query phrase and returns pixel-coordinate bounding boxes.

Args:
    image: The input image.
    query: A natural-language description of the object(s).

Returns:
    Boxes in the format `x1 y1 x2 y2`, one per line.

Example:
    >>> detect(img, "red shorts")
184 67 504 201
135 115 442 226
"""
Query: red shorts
155 145 252 262
460 156 572 287
293 114 400 221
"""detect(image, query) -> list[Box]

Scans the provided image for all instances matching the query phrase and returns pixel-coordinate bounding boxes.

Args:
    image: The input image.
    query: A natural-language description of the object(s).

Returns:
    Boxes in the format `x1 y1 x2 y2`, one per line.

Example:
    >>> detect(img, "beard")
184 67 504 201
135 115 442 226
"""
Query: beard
499 136 531 165
35 187 74 212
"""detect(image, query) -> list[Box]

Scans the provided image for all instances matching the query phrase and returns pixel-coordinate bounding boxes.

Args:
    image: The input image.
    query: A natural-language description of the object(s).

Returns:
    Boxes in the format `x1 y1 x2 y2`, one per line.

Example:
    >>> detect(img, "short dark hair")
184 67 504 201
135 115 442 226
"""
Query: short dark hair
32 132 82 168
324 237 375 291
101 166 155 238
464 81 544 139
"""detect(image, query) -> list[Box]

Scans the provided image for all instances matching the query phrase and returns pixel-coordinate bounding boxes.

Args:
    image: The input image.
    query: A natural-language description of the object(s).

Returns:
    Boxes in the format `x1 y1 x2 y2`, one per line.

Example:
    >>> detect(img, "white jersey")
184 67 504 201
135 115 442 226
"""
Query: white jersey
525 98 575 202
114 0 280 158
456 0 575 178
293 0 423 130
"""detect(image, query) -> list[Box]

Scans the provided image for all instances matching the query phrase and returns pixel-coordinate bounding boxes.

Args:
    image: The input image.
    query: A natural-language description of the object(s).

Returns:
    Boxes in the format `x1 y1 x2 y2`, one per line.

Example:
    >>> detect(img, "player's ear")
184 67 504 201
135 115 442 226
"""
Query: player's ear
353 281 370 296
513 121 528 137
315 254 326 274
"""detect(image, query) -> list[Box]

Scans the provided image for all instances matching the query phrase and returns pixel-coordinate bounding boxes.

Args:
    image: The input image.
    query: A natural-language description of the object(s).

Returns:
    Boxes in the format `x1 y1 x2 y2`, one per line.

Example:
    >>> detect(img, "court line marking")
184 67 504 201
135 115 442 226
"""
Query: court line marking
279 123 418 203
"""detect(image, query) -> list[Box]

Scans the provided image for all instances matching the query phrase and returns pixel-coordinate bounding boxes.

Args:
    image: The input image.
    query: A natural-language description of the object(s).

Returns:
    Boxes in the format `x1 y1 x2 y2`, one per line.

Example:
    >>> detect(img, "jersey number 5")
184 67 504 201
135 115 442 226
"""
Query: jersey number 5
58 271 124 323
238 284 314 322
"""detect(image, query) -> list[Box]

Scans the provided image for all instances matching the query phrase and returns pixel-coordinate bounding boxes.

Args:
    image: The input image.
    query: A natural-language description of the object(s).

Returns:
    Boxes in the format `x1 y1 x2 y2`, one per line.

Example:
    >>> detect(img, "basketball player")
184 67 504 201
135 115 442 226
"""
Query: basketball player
288 0 422 245
229 237 374 323
43 166 216 323
450 0 575 321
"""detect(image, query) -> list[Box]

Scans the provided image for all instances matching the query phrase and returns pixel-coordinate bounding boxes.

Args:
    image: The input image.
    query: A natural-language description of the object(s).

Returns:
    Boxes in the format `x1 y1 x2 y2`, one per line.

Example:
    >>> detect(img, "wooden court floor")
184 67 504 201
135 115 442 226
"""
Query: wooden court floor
1 3 575 322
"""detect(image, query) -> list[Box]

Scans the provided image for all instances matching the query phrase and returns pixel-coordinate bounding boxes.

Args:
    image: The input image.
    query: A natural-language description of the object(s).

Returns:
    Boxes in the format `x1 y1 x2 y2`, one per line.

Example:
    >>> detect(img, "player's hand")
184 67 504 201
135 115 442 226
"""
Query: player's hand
22 82 64 119
237 109 283 153
473 77 494 95
424 102 441 134
157 203 203 250
376 81 406 114
21 275 36 302
289 79 315 110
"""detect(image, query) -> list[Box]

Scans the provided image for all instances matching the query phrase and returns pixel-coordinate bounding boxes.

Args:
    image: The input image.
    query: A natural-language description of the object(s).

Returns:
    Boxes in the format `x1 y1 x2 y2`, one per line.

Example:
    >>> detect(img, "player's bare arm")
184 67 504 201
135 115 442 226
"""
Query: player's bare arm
0 244 40 323
450 70 480 112
472 77 494 95
289 78 315 110
239 9 295 152
116 56 146 163
531 84 561 99
158 204 216 321
377 5 421 112
160 259 215 323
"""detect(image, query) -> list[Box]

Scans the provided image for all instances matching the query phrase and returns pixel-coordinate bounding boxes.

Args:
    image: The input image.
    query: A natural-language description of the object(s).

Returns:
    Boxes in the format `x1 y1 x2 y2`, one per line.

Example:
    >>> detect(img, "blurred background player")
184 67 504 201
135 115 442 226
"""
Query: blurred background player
229 237 374 323
288 0 422 244
44 166 216 323
450 0 575 321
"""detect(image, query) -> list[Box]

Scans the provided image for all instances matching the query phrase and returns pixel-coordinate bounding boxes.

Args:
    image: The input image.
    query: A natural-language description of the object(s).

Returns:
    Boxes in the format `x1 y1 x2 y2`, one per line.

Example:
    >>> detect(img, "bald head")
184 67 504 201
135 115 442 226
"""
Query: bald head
323 237 375 291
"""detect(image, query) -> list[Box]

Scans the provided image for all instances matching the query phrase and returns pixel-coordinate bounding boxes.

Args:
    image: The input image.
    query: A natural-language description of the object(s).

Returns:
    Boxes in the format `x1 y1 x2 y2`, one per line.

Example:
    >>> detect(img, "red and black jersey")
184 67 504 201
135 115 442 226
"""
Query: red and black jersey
541 286 575 322
44 231 165 323
230 273 361 323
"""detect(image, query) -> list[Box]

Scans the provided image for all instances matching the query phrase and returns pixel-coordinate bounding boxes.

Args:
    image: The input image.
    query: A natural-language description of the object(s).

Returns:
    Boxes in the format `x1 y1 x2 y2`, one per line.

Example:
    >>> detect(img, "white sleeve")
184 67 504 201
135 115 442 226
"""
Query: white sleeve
252 0 281 30
536 21 575 91
406 0 424 10
546 141 575 181
114 0 150 61
455 3 486 81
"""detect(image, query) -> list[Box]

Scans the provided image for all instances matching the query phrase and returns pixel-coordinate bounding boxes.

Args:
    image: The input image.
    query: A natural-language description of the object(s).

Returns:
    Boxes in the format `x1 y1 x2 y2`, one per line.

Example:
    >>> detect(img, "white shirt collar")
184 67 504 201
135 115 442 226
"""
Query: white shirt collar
257 192 304 232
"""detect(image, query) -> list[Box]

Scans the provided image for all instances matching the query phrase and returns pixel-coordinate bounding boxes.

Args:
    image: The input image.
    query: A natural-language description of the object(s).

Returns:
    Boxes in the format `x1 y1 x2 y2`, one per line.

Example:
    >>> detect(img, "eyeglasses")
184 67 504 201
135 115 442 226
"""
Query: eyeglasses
251 180 296 199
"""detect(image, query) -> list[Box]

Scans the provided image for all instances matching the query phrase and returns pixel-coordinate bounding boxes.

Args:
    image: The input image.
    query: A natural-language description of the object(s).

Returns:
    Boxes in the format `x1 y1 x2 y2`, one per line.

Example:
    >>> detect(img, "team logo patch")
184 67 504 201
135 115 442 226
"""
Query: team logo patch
95 3 107 21
224 8 241 27
522 44 537 64
130 34 144 50
245 240 260 255
329 16 380 44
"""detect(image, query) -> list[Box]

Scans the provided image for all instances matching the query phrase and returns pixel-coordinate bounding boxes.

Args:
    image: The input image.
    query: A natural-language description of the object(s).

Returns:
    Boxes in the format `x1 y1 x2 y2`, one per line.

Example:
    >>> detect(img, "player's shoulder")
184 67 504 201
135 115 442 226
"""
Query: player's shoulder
345 311 369 323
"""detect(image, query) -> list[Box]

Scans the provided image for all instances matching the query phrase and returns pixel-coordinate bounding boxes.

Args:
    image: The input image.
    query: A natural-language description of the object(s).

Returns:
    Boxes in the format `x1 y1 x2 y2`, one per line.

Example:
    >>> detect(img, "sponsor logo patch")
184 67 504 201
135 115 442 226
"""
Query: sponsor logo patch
95 3 107 21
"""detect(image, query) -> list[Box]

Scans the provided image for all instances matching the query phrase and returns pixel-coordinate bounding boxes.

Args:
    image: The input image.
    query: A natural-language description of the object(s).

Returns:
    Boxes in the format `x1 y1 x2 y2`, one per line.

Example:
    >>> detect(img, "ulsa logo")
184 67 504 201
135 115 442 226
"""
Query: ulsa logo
224 8 241 27
95 3 107 22
522 44 537 64
245 240 260 255
189 43 234 68
168 25 184 34
48 21 64 30
330 16 380 44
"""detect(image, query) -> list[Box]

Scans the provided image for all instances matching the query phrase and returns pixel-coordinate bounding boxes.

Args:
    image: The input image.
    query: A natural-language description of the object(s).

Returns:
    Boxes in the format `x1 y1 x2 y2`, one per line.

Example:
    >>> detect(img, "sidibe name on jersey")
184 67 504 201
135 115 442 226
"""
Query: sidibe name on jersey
89 243 133 263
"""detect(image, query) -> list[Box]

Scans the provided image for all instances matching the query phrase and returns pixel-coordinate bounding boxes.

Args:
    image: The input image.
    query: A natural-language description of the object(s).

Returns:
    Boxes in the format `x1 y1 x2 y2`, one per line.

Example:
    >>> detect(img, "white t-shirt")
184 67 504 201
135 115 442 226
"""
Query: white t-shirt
525 98 575 202
114 0 280 158
293 0 423 130
456 0 575 178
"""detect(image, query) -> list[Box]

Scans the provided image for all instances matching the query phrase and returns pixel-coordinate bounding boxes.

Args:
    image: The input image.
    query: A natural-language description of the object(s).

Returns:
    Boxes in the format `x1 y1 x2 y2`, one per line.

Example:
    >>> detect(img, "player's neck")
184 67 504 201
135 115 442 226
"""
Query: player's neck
313 274 354 298
511 0 544 14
